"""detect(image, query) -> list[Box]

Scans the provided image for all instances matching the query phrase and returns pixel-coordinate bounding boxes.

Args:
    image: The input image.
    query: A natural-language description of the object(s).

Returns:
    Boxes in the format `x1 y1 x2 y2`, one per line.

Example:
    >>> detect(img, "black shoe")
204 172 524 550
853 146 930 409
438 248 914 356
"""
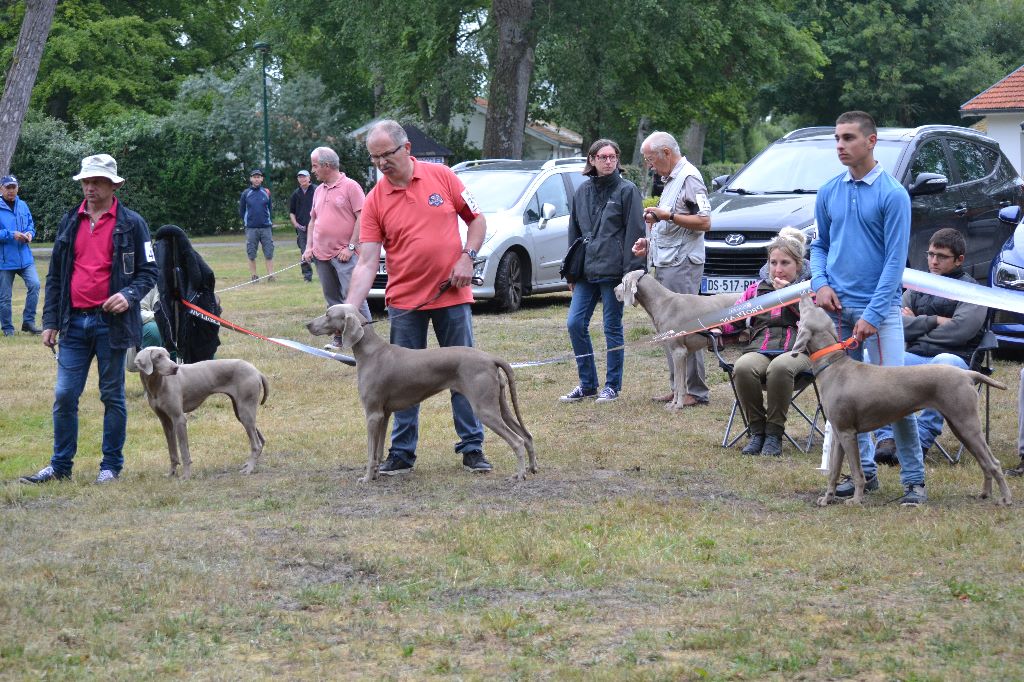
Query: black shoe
741 434 765 456
874 438 898 466
21 321 42 335
378 453 414 476
1005 460 1024 477
761 434 783 457
835 473 879 498
19 465 70 484
462 450 493 473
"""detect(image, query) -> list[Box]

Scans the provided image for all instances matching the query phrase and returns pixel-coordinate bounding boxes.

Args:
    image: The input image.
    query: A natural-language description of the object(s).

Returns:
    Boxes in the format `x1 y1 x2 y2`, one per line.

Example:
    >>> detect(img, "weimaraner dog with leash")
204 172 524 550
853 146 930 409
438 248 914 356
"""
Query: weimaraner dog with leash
135 347 269 479
615 269 738 410
791 292 1011 506
306 304 537 482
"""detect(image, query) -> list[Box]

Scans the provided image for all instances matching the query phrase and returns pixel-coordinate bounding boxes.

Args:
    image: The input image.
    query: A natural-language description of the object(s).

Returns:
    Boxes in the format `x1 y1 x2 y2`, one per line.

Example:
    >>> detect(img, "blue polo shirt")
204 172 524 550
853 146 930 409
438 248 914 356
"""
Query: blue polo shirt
810 163 910 328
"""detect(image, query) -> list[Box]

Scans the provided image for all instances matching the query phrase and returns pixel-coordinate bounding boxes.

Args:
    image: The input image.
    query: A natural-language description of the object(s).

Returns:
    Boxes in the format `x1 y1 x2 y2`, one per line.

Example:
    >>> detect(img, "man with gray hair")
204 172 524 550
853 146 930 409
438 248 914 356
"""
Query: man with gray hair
305 146 372 346
632 131 713 407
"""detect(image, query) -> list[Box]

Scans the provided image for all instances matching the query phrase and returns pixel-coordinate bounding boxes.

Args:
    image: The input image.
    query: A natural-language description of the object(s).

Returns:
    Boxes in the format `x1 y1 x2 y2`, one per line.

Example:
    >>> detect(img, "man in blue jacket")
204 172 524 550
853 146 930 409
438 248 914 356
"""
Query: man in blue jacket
19 154 157 485
239 168 274 282
0 175 41 336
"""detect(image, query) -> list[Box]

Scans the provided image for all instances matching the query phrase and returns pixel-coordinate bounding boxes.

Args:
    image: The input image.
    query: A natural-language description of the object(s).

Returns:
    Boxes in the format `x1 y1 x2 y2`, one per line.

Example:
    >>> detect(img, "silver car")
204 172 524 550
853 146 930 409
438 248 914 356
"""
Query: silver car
368 157 587 312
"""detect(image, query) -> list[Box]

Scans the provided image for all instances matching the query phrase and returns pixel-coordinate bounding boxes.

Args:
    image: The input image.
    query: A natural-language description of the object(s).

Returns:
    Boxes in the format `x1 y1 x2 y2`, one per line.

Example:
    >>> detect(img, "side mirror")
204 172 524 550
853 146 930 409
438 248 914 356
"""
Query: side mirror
999 205 1022 225
908 172 948 196
712 174 731 191
538 202 557 228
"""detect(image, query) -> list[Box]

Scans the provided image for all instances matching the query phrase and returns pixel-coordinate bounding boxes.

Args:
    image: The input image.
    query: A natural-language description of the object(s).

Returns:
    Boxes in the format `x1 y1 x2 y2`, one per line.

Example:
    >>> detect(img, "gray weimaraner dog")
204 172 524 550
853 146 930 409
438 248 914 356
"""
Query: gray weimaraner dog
791 292 1011 506
306 304 537 482
615 270 737 410
135 347 269 479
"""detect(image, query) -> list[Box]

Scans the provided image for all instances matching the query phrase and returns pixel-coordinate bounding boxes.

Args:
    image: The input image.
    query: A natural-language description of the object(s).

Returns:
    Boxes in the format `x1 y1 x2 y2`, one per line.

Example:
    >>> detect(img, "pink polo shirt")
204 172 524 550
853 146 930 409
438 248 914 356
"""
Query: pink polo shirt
70 198 117 308
308 173 365 260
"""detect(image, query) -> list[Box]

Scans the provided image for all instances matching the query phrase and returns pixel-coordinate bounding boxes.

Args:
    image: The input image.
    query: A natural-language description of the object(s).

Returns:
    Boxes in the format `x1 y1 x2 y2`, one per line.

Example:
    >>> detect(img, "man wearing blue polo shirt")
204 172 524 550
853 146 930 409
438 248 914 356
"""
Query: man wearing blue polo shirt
810 110 926 507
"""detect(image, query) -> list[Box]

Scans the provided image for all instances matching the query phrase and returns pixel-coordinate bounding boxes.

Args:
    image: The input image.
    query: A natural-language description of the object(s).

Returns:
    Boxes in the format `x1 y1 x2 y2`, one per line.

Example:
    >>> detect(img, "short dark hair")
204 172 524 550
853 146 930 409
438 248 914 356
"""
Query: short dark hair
836 110 877 138
929 228 966 259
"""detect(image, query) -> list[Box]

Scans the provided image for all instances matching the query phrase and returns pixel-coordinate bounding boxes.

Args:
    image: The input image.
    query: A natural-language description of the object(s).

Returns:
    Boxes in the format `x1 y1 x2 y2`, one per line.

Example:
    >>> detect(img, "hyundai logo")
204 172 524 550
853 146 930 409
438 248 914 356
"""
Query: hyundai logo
724 233 746 246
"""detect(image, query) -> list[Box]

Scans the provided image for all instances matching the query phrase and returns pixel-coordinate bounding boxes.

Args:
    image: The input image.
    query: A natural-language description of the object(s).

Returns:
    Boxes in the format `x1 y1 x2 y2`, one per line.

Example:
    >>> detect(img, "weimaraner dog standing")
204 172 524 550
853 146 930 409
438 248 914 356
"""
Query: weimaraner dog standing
791 292 1011 506
615 270 737 410
306 304 537 482
135 347 269 479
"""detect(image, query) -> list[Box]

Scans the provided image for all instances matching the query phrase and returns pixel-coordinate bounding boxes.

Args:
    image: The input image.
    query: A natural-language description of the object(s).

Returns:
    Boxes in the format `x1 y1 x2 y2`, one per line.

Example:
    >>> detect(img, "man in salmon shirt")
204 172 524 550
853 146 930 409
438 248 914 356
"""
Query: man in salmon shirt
19 154 157 485
346 120 490 476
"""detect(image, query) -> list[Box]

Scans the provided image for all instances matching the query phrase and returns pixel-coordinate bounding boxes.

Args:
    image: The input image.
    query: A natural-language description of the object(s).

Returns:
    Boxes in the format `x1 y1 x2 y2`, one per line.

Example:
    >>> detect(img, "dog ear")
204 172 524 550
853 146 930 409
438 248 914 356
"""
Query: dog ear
341 313 364 348
626 275 639 307
135 349 154 375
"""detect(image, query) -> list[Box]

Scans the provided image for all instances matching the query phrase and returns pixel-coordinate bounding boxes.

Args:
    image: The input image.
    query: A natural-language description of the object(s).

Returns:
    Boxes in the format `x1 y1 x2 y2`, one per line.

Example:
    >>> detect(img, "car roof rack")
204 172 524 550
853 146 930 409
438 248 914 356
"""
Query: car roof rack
542 156 587 169
450 158 518 171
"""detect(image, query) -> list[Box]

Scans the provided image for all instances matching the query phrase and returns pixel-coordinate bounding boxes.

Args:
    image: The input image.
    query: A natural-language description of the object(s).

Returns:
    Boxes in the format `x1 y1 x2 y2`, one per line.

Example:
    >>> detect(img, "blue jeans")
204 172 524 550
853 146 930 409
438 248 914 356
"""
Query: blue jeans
830 304 924 486
0 264 40 334
566 280 624 392
51 311 128 476
387 303 484 464
874 351 968 451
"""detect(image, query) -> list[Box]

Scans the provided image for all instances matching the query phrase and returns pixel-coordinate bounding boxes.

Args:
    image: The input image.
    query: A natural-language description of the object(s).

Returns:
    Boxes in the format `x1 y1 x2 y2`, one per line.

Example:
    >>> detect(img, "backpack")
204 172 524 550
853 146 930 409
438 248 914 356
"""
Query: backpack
152 224 221 363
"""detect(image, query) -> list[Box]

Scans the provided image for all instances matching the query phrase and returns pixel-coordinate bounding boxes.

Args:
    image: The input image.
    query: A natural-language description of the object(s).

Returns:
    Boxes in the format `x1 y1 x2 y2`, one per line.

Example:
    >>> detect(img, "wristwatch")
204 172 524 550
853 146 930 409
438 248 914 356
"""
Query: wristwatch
347 243 356 251
462 248 477 259
669 212 676 223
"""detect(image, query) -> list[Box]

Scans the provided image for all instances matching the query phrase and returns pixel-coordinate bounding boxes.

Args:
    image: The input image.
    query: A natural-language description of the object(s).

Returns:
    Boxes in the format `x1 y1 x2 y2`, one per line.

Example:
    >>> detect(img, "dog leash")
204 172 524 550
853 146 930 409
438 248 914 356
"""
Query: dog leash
215 261 305 293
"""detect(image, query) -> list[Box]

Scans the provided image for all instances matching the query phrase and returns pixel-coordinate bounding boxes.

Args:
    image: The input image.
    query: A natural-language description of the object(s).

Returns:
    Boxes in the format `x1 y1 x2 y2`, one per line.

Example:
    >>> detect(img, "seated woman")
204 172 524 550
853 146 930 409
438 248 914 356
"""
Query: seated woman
721 227 812 456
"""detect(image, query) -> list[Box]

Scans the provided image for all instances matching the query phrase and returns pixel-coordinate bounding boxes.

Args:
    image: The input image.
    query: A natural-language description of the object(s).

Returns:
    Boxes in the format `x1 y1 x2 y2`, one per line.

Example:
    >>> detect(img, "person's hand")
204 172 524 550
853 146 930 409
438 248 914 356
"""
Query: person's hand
302 249 313 263
450 252 474 288
901 306 914 317
643 207 664 225
102 292 130 314
568 282 574 293
815 285 841 312
852 318 878 342
13 231 28 244
337 248 353 263
632 237 649 257
936 315 951 325
42 329 58 348
771 276 791 289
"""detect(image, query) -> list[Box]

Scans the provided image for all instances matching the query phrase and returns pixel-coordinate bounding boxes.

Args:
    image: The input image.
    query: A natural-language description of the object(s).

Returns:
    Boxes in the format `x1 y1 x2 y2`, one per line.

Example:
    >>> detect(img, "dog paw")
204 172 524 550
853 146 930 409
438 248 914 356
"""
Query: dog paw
240 464 256 475
816 495 832 507
844 496 864 505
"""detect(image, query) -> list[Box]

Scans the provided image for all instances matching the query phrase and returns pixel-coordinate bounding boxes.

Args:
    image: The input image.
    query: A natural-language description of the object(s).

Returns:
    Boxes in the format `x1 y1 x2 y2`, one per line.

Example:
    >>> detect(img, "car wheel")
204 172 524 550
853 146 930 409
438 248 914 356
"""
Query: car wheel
494 251 524 312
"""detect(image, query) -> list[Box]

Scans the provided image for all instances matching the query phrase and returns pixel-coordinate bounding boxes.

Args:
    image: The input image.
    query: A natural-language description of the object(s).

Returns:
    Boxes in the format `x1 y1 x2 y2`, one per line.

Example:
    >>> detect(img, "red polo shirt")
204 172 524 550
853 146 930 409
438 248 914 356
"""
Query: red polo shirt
70 198 117 308
361 159 480 310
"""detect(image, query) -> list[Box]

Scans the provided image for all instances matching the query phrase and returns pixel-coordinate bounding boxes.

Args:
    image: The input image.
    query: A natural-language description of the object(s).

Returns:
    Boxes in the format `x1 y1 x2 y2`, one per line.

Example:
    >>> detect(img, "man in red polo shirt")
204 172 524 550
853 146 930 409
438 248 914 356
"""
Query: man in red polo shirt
19 154 157 485
304 145 372 349
346 119 490 476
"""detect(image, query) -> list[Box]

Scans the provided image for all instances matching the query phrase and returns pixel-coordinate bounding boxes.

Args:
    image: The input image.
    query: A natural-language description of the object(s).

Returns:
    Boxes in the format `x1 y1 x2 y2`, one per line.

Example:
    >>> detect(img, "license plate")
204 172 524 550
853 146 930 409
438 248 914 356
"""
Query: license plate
700 276 756 294
377 261 387 276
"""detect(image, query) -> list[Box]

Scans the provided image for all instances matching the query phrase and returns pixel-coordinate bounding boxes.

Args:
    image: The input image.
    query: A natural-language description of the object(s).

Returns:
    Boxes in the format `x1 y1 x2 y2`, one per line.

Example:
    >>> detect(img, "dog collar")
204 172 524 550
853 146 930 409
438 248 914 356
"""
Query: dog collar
809 337 858 362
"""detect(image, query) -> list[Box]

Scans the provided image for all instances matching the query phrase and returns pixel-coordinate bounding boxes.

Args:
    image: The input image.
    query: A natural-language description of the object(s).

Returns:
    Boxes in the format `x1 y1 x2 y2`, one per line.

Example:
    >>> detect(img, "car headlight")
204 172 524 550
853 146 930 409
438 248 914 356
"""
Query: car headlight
995 262 1024 290
799 222 818 244
472 258 486 279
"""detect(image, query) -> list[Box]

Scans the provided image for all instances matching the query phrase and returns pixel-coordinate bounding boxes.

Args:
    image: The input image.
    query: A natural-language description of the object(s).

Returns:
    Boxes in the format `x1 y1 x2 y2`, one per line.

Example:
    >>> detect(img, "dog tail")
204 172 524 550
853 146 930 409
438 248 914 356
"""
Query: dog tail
971 371 1007 391
497 359 533 440
260 373 270 404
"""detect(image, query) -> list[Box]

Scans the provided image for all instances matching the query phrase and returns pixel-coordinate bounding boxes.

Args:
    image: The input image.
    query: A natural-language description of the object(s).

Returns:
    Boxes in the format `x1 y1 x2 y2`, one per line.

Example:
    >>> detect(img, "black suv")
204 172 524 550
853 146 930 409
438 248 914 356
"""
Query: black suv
702 126 1024 294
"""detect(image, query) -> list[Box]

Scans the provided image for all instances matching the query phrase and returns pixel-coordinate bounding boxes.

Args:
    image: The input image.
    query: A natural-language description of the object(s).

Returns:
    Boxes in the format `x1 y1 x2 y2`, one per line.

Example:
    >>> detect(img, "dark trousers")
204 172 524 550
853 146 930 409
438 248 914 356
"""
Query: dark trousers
296 229 313 281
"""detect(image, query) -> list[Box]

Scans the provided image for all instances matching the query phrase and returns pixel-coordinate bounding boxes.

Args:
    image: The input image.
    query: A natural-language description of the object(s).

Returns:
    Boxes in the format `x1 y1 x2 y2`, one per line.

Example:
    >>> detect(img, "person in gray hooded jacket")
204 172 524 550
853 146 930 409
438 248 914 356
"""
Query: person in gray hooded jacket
559 138 646 404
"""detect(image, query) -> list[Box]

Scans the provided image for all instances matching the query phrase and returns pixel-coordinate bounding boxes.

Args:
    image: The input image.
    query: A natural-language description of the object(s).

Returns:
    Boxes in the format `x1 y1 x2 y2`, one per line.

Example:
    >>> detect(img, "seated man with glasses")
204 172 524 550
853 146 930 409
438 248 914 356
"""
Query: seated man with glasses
872 227 987 465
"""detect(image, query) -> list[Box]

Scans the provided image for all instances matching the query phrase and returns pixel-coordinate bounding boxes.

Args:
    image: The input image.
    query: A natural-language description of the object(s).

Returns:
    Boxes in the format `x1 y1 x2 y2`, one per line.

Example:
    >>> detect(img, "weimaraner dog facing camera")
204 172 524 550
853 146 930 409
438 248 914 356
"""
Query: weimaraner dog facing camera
135 347 269 479
306 304 537 482
615 270 737 410
791 292 1011 506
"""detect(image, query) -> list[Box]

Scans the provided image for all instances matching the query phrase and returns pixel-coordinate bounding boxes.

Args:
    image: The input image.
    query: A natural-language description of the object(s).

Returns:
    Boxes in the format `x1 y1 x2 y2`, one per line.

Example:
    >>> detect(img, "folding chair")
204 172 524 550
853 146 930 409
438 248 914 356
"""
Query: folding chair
709 338 826 453
931 326 998 465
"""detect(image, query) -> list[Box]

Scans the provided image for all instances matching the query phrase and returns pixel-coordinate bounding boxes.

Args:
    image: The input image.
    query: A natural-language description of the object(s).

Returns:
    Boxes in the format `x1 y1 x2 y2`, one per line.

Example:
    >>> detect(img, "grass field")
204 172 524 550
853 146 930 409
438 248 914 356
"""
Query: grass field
2 234 1024 680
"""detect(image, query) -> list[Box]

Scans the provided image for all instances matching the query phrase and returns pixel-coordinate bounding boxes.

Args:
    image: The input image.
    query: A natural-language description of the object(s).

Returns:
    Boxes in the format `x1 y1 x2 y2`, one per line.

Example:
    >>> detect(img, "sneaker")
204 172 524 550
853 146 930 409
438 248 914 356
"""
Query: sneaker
595 387 619 403
760 434 783 457
834 472 879 498
267 275 276 282
250 274 259 282
558 385 597 403
899 483 927 507
21 321 42 335
741 434 765 456
874 438 898 466
378 453 414 476
95 469 119 484
462 451 493 473
19 465 69 484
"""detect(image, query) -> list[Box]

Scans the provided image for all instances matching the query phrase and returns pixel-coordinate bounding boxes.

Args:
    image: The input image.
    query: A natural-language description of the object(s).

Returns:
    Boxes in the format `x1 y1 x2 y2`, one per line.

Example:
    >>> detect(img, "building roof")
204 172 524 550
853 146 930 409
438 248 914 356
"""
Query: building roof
347 120 452 158
473 98 583 147
960 63 1024 115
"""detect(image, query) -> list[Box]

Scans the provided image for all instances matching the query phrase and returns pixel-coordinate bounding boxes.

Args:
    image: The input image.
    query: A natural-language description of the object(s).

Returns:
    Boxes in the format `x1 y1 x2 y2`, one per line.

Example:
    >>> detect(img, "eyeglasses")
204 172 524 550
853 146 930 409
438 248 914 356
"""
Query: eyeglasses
594 154 618 162
642 150 661 163
368 144 404 163
926 250 955 261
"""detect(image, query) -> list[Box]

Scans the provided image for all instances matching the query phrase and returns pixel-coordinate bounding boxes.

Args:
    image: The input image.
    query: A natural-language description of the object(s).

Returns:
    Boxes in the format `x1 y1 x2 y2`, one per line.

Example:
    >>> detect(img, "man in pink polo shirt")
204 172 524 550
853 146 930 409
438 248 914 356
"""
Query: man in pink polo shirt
346 119 490 476
304 145 372 349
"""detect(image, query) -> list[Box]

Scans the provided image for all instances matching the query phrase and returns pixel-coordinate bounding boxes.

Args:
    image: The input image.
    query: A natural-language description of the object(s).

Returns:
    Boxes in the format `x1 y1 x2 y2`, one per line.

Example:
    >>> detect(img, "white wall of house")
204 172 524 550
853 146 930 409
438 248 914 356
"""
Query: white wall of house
982 113 1024 176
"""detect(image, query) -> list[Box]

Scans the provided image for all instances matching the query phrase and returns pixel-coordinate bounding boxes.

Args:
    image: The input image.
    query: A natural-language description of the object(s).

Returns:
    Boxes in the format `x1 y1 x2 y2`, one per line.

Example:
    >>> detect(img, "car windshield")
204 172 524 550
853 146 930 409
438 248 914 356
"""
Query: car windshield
724 139 904 193
456 170 537 212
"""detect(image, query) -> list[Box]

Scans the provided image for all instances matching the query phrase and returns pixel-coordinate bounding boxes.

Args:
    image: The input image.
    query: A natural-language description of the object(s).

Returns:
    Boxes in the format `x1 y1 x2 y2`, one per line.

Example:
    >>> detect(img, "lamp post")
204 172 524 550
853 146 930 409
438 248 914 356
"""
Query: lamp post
254 41 271 190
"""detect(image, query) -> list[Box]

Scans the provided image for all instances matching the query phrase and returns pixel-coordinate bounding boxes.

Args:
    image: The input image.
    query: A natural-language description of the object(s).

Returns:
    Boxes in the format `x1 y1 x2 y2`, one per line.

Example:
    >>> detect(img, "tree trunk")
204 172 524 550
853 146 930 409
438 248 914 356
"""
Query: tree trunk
0 0 59 176
682 121 707 167
631 115 650 166
483 0 538 159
